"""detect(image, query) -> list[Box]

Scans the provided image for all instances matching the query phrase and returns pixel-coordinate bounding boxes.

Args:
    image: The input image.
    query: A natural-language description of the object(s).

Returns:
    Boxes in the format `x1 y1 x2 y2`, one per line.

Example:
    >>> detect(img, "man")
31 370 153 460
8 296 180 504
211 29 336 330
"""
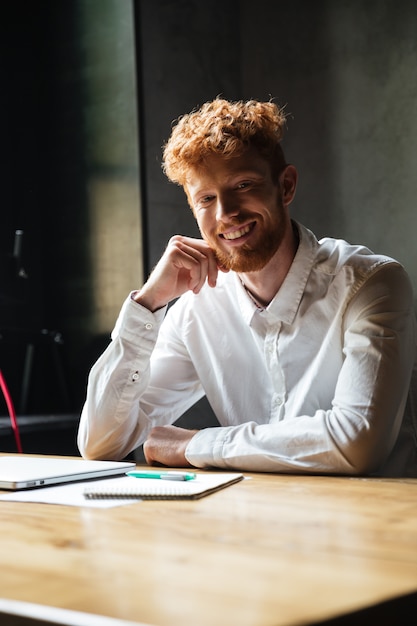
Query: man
78 98 417 476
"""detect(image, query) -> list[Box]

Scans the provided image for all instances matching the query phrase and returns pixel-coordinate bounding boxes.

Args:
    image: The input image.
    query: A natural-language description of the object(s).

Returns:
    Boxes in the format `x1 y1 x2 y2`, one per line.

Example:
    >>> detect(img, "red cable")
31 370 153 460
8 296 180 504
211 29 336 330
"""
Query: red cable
0 369 23 453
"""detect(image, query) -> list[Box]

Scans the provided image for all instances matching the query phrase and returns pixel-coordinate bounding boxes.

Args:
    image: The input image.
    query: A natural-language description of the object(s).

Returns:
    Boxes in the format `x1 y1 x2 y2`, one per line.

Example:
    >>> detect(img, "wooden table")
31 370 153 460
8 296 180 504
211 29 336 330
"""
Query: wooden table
1 461 417 625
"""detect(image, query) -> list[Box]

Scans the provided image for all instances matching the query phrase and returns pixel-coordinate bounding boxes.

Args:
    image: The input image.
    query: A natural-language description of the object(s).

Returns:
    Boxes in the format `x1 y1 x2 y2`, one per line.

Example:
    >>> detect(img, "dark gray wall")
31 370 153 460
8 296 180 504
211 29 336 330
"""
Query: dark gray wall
138 0 417 308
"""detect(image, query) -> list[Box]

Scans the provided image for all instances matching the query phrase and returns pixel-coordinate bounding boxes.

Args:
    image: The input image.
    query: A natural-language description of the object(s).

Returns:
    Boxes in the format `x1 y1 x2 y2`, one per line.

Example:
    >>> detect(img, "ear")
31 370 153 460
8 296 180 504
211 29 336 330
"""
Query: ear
279 165 297 207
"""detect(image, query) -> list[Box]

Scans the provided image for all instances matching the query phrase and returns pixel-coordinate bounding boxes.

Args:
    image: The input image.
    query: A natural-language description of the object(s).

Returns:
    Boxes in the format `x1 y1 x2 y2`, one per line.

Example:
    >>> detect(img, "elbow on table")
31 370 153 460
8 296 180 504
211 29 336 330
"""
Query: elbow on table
77 424 137 462
77 424 113 461
78 441 126 462
334 434 393 476
327 406 398 476
77 432 100 461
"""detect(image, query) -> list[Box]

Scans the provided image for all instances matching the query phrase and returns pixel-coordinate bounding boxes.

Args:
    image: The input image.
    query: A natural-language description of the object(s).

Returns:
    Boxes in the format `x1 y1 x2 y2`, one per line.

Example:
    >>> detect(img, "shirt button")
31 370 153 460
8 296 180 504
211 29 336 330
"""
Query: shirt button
131 372 139 381
145 322 153 330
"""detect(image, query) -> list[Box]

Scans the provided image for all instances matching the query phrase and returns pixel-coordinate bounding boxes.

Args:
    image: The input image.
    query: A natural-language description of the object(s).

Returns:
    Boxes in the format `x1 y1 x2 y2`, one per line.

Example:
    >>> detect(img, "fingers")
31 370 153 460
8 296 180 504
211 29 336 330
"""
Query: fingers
175 243 216 292
135 236 221 311
167 236 219 293
143 425 197 468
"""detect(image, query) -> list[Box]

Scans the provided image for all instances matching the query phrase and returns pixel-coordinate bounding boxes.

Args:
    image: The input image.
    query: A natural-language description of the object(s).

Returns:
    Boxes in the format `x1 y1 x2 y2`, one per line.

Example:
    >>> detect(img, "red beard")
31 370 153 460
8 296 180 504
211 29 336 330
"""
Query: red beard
210 219 285 272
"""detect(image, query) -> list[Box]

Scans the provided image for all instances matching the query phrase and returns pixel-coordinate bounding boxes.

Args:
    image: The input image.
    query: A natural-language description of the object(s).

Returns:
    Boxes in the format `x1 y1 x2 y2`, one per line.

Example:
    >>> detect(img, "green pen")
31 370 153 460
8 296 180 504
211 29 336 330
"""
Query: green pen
126 470 196 481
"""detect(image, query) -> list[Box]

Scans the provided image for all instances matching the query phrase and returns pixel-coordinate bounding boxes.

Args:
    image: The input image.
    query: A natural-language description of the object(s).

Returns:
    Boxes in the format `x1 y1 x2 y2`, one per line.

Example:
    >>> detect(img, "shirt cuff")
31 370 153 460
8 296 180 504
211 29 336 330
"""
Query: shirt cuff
185 427 230 468
111 293 167 344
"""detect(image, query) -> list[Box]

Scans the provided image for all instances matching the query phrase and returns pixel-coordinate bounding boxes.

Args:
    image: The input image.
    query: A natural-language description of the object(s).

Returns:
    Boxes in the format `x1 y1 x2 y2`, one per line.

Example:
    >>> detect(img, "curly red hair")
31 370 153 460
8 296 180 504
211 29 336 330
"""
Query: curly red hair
162 98 287 186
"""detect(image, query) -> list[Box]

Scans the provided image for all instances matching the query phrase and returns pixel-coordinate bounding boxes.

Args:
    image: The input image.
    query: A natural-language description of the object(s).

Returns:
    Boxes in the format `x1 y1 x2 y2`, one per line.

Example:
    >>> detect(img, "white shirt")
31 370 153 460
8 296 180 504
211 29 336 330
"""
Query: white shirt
78 223 417 476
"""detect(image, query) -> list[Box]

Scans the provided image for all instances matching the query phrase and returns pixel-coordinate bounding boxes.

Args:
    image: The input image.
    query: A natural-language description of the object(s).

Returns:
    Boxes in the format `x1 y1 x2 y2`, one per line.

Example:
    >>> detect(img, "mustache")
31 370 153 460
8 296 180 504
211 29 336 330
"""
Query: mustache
214 216 253 237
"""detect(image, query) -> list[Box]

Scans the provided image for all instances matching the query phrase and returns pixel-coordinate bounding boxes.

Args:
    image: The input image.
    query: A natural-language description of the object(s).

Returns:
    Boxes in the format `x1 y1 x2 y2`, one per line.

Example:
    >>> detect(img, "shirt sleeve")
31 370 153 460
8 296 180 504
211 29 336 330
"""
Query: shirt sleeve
77 294 166 460
78 294 205 460
185 263 417 475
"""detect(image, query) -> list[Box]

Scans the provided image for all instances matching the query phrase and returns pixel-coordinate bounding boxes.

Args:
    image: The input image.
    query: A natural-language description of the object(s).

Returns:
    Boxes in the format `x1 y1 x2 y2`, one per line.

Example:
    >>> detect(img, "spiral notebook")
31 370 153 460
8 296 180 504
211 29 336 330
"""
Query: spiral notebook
83 472 244 500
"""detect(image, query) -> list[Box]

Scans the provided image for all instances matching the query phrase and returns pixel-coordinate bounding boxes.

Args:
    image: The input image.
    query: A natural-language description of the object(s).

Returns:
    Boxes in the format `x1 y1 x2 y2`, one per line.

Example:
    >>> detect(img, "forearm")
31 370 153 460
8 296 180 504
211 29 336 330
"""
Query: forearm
77 295 165 460
77 343 148 460
185 397 408 475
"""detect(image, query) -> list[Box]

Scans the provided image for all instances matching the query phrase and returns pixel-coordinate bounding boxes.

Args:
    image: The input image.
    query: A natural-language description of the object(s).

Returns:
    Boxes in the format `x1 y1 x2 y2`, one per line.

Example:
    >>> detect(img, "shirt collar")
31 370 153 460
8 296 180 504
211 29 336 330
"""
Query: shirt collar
234 221 318 326
234 272 259 325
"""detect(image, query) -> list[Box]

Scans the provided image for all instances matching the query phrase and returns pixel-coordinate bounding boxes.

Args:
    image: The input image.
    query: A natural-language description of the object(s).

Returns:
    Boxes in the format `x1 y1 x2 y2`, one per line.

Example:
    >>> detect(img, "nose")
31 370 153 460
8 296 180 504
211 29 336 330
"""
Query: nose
215 192 239 222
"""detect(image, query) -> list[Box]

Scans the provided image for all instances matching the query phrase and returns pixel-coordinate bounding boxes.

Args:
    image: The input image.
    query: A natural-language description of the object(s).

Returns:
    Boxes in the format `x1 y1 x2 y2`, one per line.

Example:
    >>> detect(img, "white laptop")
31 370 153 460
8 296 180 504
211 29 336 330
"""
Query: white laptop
0 455 135 490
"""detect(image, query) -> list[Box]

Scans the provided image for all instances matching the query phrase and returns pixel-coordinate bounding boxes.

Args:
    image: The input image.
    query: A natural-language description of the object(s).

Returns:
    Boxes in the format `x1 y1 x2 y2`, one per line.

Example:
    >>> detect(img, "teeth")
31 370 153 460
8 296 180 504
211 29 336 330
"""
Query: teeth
223 224 251 240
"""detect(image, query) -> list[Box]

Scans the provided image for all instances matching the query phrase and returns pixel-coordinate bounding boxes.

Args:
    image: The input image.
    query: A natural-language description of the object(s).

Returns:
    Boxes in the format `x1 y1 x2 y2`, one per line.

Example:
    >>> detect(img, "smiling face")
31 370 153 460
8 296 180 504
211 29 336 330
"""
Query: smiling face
186 148 294 272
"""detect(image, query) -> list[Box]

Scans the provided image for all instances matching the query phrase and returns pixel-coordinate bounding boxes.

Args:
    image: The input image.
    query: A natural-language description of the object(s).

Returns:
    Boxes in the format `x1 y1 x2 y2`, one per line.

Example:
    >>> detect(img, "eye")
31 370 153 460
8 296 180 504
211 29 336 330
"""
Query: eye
193 195 214 212
236 181 251 190
198 195 215 207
